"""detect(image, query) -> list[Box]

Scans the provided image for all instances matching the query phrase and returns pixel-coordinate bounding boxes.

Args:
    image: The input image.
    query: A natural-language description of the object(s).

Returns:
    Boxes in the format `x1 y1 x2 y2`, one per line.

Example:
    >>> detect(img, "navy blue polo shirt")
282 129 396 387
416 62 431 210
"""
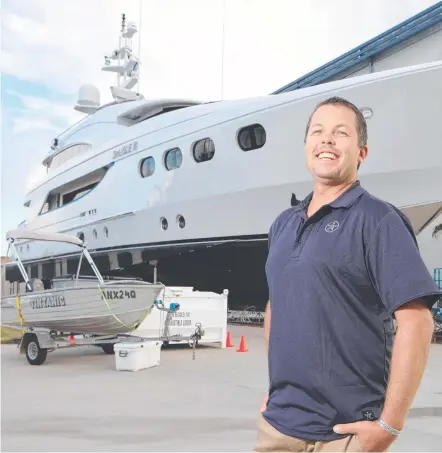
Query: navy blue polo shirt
263 181 441 442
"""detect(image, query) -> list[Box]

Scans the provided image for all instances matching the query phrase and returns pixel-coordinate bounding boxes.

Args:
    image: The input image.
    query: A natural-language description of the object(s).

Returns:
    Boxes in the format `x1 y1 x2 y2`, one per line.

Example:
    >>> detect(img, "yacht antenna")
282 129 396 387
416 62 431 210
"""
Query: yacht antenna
221 0 226 100
137 0 143 93
72 12 143 118
117 13 126 90
101 13 143 102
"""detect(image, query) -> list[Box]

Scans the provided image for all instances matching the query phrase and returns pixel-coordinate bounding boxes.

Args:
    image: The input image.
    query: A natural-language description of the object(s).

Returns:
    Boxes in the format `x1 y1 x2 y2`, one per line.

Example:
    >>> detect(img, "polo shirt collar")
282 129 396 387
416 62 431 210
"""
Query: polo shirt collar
329 181 365 208
293 180 365 213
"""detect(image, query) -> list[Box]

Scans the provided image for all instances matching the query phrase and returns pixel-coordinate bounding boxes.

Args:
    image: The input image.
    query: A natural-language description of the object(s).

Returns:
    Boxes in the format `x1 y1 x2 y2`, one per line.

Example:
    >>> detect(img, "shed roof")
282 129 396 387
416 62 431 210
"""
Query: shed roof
272 2 442 94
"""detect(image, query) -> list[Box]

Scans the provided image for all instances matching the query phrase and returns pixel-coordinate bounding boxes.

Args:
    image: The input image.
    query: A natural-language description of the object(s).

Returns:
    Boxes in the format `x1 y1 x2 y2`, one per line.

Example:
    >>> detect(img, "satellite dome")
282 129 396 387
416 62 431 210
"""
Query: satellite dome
74 84 100 113
77 84 100 106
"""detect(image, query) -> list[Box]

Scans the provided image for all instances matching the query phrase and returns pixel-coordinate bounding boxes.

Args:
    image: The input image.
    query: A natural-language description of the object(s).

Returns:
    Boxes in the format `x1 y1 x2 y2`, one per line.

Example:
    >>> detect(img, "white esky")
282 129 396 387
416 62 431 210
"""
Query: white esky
1 0 438 254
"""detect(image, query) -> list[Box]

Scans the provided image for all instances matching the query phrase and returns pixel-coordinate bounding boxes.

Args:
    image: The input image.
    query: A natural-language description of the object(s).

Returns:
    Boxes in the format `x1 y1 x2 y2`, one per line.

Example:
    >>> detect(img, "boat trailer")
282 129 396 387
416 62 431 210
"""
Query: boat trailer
17 299 205 366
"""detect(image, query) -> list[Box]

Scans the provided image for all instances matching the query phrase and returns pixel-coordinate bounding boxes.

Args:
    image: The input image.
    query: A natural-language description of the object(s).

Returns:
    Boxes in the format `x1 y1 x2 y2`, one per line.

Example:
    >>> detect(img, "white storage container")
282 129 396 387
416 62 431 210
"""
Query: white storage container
132 287 228 348
114 341 162 372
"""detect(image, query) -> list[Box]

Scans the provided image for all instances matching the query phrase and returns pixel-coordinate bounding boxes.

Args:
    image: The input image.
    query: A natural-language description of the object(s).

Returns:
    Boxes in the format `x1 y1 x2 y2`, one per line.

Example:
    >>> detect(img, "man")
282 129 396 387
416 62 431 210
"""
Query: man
255 96 441 452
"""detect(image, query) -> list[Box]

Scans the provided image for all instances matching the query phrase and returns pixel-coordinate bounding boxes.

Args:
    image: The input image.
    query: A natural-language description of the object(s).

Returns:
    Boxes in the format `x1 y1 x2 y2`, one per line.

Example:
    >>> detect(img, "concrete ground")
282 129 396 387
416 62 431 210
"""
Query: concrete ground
1 325 441 452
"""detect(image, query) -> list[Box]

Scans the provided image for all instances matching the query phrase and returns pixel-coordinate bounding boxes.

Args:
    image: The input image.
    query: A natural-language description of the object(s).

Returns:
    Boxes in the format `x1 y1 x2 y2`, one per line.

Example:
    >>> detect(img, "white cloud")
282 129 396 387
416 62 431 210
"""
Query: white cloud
11 117 59 134
2 0 437 101
2 9 50 46
6 90 85 131
24 164 48 193
1 0 155 101
1 122 56 252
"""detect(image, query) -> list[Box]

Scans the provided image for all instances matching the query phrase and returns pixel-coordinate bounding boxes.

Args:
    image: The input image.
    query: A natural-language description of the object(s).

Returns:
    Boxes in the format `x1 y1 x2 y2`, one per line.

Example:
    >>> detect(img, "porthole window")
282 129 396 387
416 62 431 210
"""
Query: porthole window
176 215 186 229
77 232 85 242
104 227 108 238
193 138 215 163
93 229 97 239
160 217 168 230
238 124 266 151
140 156 155 178
165 147 182 171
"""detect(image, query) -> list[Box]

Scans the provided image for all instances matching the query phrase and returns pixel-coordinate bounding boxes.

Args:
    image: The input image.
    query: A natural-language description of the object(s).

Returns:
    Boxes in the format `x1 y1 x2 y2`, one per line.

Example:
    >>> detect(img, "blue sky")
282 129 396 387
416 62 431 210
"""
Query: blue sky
1 0 439 255
1 76 82 255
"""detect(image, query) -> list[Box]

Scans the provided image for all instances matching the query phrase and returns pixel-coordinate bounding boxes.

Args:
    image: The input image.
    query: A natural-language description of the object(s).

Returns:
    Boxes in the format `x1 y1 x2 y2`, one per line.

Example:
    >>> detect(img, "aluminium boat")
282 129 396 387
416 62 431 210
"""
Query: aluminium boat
0 229 164 335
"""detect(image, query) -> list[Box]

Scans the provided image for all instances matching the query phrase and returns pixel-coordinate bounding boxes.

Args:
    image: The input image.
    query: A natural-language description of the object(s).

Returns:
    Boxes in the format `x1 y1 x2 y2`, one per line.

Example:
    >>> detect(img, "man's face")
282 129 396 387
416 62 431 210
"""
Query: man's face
305 103 367 183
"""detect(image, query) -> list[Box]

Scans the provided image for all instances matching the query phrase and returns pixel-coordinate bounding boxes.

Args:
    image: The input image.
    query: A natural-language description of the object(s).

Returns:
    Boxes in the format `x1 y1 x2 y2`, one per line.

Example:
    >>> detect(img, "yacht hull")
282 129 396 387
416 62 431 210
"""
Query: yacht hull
4 61 442 309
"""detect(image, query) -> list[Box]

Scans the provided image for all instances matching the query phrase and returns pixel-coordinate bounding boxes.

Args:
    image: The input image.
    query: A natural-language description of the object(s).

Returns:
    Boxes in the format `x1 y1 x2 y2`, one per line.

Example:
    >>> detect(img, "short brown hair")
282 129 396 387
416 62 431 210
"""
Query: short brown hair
304 96 368 149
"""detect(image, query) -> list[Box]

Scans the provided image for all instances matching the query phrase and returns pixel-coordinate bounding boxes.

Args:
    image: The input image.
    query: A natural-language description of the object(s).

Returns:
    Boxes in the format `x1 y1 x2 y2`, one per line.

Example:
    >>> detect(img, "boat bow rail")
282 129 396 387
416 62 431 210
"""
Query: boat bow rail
5 229 104 288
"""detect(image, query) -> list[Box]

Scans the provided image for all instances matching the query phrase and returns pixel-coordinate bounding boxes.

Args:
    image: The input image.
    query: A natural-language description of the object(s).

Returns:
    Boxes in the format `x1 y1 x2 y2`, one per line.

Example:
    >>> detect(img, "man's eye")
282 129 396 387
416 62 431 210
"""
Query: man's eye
337 130 348 136
311 129 321 135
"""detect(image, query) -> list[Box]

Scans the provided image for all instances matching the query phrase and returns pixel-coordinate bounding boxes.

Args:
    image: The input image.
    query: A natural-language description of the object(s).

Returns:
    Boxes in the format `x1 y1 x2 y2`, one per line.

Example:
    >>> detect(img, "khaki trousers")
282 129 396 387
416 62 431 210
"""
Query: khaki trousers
254 413 363 452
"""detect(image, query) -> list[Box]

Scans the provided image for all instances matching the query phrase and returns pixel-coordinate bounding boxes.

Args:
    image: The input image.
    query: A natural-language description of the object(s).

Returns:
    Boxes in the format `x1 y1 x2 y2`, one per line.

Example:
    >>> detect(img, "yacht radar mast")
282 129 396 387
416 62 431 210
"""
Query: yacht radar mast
74 14 143 114
102 13 144 102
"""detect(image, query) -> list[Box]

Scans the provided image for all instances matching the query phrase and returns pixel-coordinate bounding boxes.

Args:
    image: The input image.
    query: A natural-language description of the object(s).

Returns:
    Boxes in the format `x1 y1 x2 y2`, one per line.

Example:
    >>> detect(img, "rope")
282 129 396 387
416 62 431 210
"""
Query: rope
98 285 146 332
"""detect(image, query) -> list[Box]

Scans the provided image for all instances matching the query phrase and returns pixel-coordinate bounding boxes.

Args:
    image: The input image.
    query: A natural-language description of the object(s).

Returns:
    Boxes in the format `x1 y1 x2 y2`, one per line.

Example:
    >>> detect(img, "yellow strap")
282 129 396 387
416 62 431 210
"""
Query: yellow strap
15 295 24 335
98 285 141 331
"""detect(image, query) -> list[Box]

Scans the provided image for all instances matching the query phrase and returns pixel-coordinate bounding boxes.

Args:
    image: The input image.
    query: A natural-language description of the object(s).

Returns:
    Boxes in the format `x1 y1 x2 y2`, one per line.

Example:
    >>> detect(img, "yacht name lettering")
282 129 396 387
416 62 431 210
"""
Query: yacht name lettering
112 140 138 159
102 290 136 300
30 295 66 309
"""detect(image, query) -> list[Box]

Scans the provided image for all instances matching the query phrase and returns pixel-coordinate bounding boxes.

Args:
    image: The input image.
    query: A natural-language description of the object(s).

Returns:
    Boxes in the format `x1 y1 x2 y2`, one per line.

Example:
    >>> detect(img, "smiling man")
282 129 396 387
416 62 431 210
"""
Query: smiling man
255 97 441 452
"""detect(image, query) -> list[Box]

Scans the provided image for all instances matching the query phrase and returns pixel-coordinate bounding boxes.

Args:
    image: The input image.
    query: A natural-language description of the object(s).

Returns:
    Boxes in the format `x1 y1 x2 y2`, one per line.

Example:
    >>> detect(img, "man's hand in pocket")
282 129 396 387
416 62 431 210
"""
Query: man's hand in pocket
260 392 269 412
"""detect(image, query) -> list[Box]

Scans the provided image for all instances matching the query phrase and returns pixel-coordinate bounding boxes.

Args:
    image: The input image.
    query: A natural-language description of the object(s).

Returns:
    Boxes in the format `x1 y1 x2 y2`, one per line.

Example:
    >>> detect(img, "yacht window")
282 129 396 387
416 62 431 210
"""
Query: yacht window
193 138 215 163
38 166 108 215
238 124 266 151
40 193 60 214
62 182 97 204
49 143 92 169
140 157 155 178
165 148 182 171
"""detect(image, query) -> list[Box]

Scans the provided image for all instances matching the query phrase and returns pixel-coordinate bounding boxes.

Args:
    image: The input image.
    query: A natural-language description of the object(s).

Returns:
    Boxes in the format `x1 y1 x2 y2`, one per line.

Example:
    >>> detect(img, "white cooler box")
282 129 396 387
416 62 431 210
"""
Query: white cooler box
114 341 162 372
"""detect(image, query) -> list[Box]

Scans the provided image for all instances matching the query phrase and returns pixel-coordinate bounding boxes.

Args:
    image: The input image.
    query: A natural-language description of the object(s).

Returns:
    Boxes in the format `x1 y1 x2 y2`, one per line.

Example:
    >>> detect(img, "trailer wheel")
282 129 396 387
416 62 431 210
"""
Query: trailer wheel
101 343 115 355
24 335 48 365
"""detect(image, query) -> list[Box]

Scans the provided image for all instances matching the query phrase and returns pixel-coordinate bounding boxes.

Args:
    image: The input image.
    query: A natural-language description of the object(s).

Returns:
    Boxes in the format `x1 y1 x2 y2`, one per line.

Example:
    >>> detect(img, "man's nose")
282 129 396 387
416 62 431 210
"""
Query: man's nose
321 132 335 144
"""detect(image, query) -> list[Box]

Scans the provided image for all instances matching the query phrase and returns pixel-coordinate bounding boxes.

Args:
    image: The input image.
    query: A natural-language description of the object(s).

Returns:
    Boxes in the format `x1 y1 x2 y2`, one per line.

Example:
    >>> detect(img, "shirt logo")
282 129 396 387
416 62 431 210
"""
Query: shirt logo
325 221 340 233
362 410 376 421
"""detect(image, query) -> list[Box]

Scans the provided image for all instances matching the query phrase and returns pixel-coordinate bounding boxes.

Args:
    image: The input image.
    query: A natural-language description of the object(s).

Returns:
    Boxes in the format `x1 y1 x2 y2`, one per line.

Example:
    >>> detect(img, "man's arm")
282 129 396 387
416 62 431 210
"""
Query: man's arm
380 298 434 430
333 298 435 450
333 211 440 450
362 212 440 432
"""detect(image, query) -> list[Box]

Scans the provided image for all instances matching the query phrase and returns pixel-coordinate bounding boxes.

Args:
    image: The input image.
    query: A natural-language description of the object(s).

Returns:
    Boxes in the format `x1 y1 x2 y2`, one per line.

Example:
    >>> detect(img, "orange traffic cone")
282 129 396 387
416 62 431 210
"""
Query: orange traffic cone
236 335 248 352
226 331 234 347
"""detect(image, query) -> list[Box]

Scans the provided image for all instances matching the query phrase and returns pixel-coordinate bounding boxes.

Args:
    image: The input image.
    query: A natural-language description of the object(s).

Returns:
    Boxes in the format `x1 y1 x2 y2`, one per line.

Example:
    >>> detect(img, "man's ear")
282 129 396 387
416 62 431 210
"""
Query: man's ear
358 146 368 168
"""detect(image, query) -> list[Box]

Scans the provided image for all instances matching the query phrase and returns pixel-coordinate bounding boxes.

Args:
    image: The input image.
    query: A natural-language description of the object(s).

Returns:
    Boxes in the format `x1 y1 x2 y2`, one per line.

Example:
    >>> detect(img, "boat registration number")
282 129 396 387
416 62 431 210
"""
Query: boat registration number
101 290 136 300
